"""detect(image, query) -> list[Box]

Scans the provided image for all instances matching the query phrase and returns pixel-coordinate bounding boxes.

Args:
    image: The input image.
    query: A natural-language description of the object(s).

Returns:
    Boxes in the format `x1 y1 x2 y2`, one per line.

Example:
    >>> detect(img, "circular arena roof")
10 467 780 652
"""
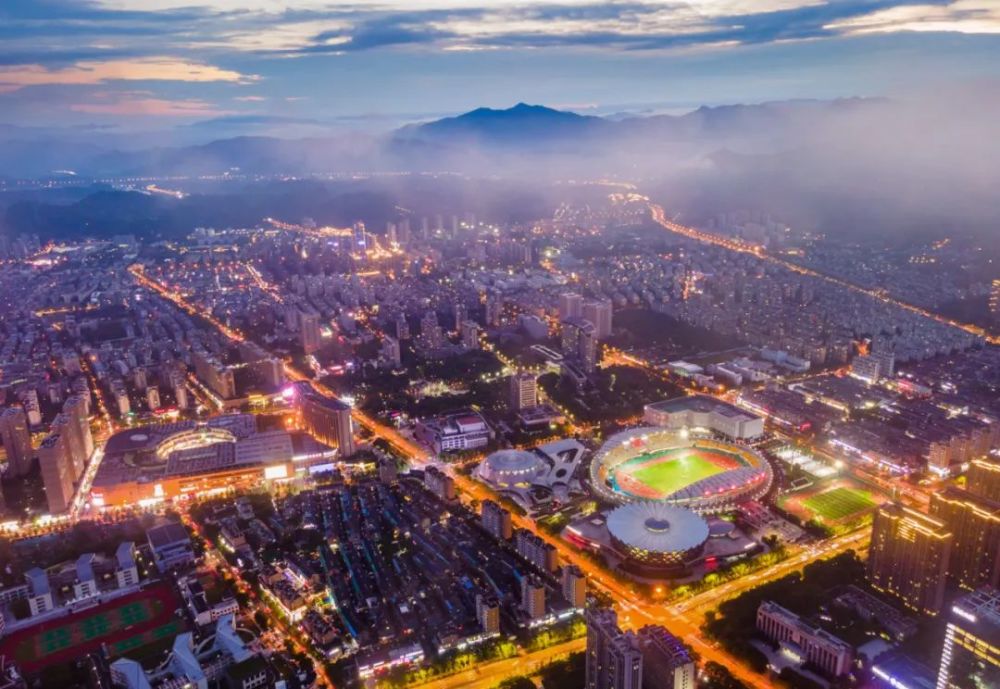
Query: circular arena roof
606 502 709 555
478 449 549 486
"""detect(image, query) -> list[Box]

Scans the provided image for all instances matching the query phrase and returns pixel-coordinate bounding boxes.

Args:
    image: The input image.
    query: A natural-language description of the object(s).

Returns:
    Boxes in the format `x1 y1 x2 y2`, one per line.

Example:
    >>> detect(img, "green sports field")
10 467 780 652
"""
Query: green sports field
627 450 725 495
803 487 876 521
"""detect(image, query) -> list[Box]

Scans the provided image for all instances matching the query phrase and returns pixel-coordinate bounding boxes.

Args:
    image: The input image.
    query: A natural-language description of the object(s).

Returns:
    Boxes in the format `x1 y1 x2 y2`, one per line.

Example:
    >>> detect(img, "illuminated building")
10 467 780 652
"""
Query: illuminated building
481 499 513 540
850 354 883 384
460 319 480 350
147 521 195 572
515 528 559 573
559 292 583 321
424 465 456 501
582 298 613 339
90 416 294 508
520 575 546 621
868 503 952 615
586 607 643 689
51 413 85 481
509 372 538 410
936 587 1000 689
637 625 696 689
968 458 1000 503
292 382 355 457
39 432 74 513
0 406 33 477
476 593 501 634
756 601 854 676
192 350 236 400
930 487 1000 590
643 395 764 441
562 565 587 608
990 279 1000 317
414 409 492 454
484 289 502 327
606 503 709 576
299 310 322 355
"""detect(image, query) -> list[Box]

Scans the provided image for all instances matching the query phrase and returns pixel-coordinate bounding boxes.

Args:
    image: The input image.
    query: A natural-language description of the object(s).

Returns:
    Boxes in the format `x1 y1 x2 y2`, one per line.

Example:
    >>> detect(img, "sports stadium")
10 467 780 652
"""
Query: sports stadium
589 427 772 514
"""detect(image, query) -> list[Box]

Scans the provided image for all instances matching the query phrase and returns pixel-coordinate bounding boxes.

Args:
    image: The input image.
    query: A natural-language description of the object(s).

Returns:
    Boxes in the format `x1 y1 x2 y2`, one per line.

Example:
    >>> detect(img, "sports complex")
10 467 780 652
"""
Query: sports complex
590 427 773 514
0 584 183 673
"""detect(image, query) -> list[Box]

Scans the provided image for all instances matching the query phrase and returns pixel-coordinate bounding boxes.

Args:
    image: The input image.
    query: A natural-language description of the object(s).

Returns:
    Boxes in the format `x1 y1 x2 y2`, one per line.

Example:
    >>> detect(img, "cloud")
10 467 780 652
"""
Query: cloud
69 91 233 116
0 57 254 93
825 0 1000 35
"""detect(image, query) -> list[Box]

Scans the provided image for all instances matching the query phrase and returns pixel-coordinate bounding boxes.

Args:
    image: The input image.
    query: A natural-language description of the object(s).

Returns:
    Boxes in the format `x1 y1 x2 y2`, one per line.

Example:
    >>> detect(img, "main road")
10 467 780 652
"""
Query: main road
647 202 999 345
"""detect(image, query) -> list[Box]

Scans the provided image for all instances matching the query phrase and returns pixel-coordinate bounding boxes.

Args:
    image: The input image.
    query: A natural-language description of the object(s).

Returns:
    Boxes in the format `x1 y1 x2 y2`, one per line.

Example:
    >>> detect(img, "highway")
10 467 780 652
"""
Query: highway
647 202 999 346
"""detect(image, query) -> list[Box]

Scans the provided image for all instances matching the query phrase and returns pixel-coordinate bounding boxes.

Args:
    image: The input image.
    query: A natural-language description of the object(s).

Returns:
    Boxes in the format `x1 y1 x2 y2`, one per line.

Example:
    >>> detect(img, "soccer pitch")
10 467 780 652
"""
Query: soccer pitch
627 450 725 495
803 487 876 521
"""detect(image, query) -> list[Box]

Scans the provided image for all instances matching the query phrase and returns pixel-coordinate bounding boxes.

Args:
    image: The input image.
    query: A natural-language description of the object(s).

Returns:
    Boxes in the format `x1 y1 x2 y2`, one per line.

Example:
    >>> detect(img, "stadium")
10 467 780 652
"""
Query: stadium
606 502 710 575
589 427 772 514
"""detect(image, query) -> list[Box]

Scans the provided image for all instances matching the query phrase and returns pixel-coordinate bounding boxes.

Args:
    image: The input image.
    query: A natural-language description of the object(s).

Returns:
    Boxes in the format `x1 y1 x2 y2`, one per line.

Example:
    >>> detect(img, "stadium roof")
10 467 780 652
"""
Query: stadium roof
607 502 709 554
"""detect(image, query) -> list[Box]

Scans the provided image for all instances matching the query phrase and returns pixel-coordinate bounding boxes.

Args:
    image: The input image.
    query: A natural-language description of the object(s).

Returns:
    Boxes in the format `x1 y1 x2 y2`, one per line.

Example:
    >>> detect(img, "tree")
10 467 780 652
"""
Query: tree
497 678 536 689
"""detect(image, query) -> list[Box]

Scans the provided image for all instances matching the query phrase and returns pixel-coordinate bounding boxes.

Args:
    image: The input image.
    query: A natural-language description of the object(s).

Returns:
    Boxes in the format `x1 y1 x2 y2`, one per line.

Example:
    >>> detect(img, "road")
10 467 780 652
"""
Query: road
129 262 871 689
648 202 999 346
418 638 585 689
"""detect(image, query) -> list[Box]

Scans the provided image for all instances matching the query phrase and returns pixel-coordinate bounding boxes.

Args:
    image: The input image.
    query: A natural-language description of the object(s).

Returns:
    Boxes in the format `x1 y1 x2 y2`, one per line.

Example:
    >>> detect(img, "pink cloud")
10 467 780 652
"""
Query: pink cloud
70 95 233 117
0 57 254 93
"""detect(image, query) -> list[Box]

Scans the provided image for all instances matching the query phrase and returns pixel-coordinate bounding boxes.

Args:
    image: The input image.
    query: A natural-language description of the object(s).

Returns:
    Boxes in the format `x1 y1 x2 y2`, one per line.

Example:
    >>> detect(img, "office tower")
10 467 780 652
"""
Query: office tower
381 335 401 368
299 311 322 354
39 433 74 513
968 458 1000 503
559 292 583 321
868 503 953 615
583 298 613 339
637 626 696 689
579 324 598 372
586 607 643 689
509 372 538 411
146 386 161 412
293 382 355 457
990 279 1000 317
484 290 502 327
520 576 546 621
562 565 587 608
1 406 33 477
936 587 1000 689
461 320 480 350
481 499 513 540
476 593 501 635
930 488 1000 590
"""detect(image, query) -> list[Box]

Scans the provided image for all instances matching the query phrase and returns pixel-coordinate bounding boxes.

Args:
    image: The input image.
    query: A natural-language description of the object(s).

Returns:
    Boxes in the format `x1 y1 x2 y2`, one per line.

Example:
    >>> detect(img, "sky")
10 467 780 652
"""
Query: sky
2 0 1000 132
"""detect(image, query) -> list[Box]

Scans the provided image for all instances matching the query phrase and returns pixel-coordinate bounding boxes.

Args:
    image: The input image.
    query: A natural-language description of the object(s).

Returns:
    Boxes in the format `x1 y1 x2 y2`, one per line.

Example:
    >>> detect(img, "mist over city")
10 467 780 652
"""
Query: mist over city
1 3 999 689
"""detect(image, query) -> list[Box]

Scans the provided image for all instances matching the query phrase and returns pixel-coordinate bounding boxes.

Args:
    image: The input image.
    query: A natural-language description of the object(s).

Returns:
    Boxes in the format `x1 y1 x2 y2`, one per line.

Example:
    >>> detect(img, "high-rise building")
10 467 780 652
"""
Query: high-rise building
482 499 513 540
63 395 94 461
1 406 33 477
968 458 1000 503
352 221 368 255
509 372 538 410
586 607 643 689
299 311 322 355
583 298 613 339
930 487 1000 590
484 290 503 327
562 565 587 608
191 351 236 400
559 293 583 321
395 314 411 340
936 587 1000 689
476 593 501 635
461 320 480 350
424 465 456 501
637 625 696 689
420 310 444 349
990 279 1000 318
146 386 161 412
868 503 953 615
51 413 85 482
515 528 559 572
292 382 355 457
579 324 598 372
39 433 74 513
520 575 546 621
454 302 468 330
381 335 401 368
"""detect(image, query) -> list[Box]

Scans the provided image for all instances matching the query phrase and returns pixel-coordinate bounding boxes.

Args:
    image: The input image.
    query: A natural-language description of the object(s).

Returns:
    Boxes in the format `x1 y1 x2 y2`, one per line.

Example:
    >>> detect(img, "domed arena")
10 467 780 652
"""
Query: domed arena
476 449 549 488
590 427 772 514
606 502 710 575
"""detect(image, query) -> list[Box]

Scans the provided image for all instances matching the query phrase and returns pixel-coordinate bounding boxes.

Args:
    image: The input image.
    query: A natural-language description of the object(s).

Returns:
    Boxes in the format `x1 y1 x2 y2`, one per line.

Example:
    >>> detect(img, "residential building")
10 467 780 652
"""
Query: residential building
39 432 74 513
293 381 355 457
936 587 1000 689
562 565 587 608
0 406 32 477
637 625 696 689
481 500 513 540
929 487 1000 590
868 503 953 615
521 576 546 621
